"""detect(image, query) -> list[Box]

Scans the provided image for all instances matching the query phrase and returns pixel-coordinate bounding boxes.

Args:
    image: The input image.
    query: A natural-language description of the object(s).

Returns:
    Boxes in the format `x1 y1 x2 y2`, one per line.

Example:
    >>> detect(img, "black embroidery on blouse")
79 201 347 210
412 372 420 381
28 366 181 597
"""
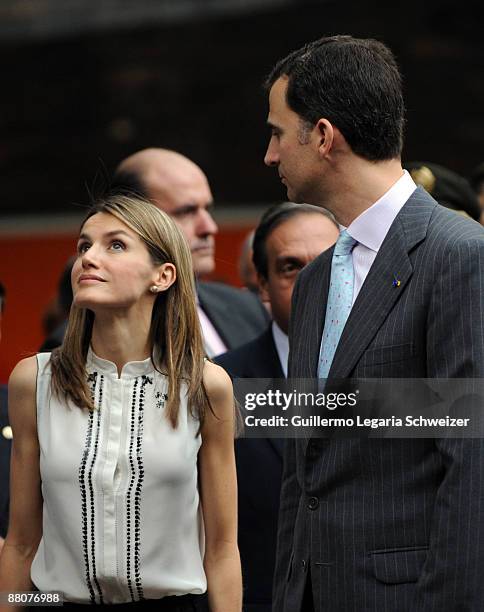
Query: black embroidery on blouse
126 378 139 602
155 391 168 410
134 375 152 600
88 374 104 604
79 372 98 604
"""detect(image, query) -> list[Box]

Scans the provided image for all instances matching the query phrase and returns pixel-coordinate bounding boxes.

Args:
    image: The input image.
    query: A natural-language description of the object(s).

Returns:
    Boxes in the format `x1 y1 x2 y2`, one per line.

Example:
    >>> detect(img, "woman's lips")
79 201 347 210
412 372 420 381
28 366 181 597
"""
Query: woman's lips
78 275 106 283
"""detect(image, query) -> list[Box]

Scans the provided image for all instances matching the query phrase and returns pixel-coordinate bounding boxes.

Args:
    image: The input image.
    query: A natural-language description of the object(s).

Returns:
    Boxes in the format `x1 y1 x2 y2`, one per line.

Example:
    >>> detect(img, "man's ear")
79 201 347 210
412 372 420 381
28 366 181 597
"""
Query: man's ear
315 118 334 158
258 273 270 304
152 262 177 293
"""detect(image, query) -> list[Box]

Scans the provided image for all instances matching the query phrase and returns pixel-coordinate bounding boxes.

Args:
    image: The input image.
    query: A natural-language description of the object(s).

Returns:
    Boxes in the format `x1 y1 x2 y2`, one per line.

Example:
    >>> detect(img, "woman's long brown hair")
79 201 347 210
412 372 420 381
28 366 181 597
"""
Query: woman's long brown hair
49 195 210 428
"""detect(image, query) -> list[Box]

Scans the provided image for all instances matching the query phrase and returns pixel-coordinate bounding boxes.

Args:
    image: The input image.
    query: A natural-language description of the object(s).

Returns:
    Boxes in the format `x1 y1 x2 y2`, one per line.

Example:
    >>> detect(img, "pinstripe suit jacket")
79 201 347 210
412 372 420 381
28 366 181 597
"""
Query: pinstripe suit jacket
274 188 484 611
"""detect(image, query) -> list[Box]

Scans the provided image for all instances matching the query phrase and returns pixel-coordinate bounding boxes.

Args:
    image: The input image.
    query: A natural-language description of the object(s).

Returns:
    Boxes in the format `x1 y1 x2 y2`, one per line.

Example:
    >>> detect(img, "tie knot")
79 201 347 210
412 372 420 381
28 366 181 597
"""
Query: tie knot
334 230 357 256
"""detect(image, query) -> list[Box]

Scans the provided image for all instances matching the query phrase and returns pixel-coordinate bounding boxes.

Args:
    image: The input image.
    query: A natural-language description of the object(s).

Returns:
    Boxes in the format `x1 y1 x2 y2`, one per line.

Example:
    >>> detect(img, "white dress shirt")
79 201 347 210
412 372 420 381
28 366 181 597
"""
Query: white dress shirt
196 304 227 358
345 170 417 304
271 321 289 378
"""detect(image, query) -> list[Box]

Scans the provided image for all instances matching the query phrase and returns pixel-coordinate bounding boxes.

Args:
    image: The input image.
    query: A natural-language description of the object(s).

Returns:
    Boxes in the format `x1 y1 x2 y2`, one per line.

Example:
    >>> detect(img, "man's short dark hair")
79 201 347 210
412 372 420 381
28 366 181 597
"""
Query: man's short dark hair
470 162 484 194
0 282 5 312
265 35 405 161
253 202 337 278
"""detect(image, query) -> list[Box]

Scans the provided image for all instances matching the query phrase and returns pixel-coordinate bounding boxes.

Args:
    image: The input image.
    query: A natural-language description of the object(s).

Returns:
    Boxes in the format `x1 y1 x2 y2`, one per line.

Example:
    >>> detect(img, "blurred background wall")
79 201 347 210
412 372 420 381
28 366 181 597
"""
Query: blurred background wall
0 0 483 381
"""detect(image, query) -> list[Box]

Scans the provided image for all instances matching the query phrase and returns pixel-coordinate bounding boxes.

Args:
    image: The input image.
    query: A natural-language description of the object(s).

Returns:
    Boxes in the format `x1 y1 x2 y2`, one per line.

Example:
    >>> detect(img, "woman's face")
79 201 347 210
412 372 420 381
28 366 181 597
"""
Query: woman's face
72 212 162 311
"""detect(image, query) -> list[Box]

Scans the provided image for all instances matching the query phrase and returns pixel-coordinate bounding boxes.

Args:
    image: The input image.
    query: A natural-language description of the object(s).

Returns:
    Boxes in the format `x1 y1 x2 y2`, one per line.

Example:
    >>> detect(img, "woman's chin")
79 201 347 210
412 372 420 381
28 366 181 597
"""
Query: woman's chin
73 296 103 310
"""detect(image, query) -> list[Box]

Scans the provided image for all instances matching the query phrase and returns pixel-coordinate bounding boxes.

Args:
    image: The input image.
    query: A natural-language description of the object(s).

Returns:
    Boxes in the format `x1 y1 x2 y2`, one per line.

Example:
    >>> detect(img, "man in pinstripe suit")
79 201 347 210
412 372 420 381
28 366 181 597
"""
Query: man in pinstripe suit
264 36 484 611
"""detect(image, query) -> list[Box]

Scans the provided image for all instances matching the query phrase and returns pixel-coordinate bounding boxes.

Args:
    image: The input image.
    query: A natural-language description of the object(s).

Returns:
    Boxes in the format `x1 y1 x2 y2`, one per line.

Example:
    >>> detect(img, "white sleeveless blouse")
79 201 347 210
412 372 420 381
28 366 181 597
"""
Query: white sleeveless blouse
31 350 206 604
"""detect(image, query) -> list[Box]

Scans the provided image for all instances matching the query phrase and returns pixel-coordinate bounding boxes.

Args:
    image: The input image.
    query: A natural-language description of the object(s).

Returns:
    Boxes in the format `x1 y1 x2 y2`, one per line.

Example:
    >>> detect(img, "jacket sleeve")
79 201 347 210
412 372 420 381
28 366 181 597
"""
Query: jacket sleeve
413 236 484 610
272 438 301 610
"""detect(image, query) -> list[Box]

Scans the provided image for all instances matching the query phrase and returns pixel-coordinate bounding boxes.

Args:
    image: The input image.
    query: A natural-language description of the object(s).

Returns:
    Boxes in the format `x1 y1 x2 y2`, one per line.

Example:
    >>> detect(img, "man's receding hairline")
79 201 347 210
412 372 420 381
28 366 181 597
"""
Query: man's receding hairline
265 207 337 245
118 150 211 205
273 208 336 229
117 149 208 184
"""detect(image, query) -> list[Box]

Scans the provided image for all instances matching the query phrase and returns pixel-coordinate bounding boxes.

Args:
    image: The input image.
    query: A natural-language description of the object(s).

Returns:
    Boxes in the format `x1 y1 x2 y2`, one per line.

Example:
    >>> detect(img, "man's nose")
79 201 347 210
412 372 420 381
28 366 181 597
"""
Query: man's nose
197 209 218 237
264 138 279 167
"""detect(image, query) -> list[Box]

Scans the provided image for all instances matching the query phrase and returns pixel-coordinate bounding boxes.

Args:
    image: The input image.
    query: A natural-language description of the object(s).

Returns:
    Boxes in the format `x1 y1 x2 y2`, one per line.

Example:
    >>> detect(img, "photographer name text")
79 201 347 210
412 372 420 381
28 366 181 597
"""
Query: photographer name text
244 415 471 428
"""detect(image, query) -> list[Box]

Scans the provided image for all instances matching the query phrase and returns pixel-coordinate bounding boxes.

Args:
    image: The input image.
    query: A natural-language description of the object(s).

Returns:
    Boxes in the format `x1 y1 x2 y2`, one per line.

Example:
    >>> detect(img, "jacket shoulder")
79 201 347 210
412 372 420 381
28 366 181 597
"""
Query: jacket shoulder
215 327 280 378
199 281 269 322
200 281 260 305
215 339 259 378
428 204 484 243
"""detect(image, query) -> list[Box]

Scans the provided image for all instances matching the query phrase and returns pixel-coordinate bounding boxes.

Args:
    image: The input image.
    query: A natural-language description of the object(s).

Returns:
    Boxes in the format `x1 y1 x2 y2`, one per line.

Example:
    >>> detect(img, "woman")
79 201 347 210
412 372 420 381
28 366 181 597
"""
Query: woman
0 195 241 611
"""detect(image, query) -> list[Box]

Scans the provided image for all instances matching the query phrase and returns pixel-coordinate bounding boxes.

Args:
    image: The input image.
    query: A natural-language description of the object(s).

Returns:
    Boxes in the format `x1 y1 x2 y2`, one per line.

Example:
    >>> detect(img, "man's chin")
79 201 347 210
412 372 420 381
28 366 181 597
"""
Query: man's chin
193 256 216 279
285 185 300 203
287 190 304 204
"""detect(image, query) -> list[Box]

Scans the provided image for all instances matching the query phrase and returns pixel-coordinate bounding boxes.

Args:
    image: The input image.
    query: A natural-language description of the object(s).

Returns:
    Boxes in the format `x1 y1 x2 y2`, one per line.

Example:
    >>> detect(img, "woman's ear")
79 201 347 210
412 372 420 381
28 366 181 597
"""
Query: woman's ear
151 263 177 293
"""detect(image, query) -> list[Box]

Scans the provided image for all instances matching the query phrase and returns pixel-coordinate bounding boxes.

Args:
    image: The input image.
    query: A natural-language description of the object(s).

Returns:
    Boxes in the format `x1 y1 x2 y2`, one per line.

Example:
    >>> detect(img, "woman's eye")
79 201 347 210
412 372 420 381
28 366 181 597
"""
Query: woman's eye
77 242 90 254
110 240 125 251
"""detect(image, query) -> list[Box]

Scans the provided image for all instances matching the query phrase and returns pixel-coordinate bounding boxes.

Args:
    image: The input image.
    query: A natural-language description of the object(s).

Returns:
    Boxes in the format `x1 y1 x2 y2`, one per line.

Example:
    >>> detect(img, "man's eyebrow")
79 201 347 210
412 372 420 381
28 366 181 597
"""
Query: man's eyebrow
173 202 215 216
267 119 281 131
172 204 198 216
276 255 304 266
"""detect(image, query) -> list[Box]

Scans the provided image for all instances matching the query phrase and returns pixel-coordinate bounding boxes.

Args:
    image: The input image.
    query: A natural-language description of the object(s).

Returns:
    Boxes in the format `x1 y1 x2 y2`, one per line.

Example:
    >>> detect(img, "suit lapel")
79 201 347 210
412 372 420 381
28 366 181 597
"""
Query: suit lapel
329 188 435 378
260 329 286 461
259 327 285 379
299 188 436 453
309 250 333 377
197 283 231 347
329 221 412 377
268 437 284 460
289 247 333 378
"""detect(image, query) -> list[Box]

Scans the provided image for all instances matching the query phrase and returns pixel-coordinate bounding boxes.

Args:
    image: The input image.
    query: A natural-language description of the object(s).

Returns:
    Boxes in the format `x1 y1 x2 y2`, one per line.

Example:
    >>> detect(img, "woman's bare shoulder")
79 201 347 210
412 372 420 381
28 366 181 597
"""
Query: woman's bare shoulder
9 356 38 386
8 356 38 393
202 360 233 404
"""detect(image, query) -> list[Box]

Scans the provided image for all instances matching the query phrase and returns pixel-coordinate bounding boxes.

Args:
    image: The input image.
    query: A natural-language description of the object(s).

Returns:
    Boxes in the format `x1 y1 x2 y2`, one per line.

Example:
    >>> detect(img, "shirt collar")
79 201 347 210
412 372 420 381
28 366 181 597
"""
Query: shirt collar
87 346 156 379
346 170 417 253
271 321 289 378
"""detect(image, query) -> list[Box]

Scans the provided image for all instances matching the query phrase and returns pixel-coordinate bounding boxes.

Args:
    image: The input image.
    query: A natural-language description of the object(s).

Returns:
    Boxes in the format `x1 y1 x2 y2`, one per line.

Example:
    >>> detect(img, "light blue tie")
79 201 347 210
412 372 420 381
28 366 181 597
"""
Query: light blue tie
318 230 357 379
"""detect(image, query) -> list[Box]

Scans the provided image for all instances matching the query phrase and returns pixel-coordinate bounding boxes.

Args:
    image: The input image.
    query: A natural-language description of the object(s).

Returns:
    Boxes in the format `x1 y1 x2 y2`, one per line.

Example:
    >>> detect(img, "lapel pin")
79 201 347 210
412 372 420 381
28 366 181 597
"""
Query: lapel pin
2 425 13 440
392 276 401 288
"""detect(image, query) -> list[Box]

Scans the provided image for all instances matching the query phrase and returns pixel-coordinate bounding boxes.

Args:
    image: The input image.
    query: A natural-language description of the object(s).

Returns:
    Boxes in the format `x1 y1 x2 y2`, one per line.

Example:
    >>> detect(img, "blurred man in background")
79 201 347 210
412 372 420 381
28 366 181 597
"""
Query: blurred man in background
238 230 259 294
406 161 481 221
218 203 338 378
216 202 338 612
112 148 268 356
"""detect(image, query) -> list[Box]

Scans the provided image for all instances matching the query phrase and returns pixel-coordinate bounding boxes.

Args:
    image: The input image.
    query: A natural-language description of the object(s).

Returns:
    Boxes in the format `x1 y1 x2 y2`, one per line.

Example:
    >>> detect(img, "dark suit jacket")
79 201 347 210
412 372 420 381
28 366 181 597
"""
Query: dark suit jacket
198 281 268 351
0 385 11 538
216 327 284 612
40 281 268 353
274 188 484 611
216 325 284 380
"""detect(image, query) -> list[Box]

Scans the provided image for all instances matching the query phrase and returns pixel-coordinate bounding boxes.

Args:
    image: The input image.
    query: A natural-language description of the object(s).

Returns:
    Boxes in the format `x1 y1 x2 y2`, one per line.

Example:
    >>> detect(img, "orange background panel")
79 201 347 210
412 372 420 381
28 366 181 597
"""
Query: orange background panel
0 226 253 384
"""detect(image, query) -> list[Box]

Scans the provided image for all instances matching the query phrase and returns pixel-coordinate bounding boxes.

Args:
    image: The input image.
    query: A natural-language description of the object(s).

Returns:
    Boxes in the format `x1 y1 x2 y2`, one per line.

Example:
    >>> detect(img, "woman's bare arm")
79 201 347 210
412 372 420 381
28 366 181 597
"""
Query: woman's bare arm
199 362 242 612
0 357 42 612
